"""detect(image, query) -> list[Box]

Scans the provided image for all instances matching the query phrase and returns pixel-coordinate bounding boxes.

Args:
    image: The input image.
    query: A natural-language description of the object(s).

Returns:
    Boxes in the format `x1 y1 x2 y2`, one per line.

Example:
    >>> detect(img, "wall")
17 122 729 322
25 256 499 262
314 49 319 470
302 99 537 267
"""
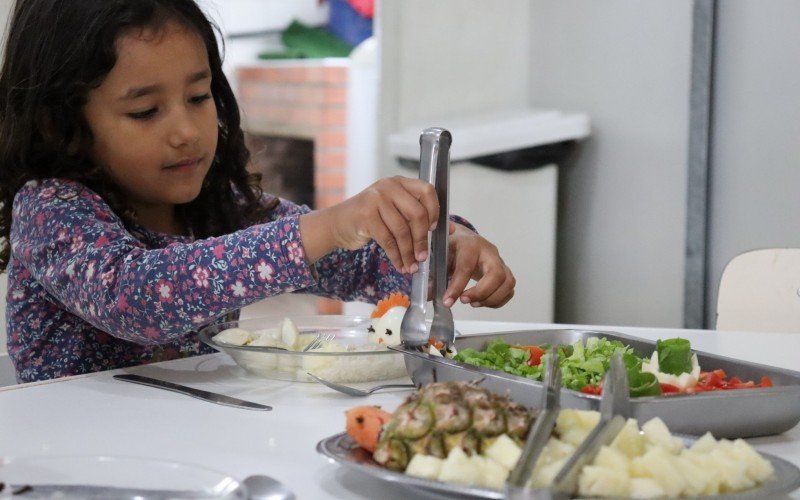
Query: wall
706 1 800 327
377 0 553 322
528 1 693 328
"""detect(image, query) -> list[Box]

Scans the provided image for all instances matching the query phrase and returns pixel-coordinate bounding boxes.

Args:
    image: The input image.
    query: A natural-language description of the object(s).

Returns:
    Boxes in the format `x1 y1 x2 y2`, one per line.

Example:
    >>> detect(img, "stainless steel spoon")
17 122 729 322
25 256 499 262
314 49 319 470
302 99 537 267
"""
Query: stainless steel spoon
243 474 295 500
307 373 415 397
3 474 293 499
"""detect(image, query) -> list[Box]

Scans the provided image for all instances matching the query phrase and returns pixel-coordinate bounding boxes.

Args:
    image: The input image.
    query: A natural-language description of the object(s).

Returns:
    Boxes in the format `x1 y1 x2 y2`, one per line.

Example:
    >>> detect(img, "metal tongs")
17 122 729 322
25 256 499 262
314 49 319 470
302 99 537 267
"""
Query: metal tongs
400 128 455 350
550 352 631 499
506 347 562 499
506 352 631 499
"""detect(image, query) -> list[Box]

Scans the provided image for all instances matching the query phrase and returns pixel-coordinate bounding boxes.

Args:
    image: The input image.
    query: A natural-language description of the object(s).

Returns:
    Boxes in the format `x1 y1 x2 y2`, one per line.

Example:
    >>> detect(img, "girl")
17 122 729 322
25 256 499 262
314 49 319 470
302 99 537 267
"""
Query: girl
0 0 515 383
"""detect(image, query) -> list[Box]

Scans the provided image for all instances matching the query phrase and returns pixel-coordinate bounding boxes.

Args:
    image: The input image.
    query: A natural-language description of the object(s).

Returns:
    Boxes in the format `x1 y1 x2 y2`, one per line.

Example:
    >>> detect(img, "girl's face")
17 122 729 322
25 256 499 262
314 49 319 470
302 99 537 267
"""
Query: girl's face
83 20 218 233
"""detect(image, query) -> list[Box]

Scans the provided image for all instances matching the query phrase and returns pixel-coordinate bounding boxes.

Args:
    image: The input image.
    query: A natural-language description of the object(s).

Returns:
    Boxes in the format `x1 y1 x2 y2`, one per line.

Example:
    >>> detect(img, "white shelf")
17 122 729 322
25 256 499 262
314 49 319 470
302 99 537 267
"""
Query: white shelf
389 109 590 162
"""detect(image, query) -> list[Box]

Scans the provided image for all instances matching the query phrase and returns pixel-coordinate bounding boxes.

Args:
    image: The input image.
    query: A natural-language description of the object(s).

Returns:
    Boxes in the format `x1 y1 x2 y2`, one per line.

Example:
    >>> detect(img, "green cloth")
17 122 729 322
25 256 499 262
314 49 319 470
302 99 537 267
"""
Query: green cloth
259 20 352 60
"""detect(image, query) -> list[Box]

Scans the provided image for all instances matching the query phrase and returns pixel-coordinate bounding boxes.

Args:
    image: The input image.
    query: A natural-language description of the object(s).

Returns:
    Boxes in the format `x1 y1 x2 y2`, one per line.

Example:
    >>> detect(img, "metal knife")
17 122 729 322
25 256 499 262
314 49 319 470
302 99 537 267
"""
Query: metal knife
2 482 245 499
113 374 272 411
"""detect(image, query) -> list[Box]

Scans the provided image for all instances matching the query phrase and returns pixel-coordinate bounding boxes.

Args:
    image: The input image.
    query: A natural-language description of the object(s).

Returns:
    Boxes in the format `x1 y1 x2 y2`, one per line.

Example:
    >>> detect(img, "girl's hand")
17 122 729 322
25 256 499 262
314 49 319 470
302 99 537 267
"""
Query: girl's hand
443 223 516 308
300 176 439 273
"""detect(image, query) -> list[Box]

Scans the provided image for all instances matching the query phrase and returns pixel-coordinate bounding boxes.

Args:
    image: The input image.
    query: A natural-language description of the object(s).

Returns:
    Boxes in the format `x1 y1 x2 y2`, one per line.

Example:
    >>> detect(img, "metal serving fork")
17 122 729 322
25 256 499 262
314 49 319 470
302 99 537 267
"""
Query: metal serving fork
302 332 336 352
400 128 455 349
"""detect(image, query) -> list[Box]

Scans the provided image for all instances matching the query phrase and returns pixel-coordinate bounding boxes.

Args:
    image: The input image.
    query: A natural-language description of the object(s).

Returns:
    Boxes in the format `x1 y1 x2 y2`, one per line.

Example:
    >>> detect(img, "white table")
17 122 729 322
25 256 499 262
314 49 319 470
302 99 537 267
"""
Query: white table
1 321 799 499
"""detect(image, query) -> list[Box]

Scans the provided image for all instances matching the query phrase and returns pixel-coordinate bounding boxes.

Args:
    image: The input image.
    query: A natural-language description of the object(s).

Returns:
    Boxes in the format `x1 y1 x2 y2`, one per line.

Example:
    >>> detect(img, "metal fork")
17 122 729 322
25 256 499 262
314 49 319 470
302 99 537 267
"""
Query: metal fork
306 373 415 397
302 332 336 352
400 128 455 349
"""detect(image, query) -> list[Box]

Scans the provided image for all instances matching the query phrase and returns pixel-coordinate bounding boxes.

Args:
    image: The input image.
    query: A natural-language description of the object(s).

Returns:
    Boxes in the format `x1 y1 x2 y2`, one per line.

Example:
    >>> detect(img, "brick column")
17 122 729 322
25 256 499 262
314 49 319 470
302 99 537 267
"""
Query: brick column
237 61 349 314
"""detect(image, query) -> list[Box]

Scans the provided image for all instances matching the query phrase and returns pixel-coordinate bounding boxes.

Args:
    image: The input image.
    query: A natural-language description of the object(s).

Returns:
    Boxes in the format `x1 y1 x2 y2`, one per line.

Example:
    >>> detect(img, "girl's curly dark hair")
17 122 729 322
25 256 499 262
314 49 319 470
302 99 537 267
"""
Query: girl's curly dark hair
0 0 277 270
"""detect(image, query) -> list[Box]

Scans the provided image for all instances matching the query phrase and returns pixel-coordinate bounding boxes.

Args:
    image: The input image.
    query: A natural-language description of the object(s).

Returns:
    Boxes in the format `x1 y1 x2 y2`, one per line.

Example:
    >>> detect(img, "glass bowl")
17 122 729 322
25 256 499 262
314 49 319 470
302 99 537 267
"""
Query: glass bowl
198 315 408 383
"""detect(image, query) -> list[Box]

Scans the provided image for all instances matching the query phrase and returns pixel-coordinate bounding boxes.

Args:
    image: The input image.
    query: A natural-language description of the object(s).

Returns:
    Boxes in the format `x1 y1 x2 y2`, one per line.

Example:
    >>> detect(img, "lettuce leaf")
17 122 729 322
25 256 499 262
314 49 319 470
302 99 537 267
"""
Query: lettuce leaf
656 338 692 375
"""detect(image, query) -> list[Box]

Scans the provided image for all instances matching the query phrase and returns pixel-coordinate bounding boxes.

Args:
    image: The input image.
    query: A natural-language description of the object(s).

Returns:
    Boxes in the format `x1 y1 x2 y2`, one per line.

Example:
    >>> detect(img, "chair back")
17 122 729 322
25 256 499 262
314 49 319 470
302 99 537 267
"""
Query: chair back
716 248 800 333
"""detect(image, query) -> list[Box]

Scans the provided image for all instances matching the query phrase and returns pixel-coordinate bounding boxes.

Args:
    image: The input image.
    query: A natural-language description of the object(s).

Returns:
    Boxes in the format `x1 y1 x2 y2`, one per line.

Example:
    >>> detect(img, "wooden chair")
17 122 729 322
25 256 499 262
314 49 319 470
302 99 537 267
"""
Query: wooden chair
716 248 800 333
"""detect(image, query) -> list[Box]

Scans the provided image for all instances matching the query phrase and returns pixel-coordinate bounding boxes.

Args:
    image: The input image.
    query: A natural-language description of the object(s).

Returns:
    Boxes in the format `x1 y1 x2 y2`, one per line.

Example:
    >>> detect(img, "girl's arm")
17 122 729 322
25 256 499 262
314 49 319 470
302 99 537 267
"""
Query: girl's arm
299 215 477 304
11 180 319 344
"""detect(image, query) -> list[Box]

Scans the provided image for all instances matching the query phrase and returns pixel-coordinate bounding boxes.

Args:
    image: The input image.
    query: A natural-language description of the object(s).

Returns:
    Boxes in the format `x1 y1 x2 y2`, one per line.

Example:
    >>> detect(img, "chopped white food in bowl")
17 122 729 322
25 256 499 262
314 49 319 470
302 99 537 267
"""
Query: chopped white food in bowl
199 315 408 383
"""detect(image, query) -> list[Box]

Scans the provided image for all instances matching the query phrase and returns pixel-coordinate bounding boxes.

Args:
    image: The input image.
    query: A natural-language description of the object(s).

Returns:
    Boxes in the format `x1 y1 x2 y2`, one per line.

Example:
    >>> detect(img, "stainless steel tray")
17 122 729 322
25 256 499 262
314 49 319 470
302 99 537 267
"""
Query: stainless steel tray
398 329 800 438
317 432 800 499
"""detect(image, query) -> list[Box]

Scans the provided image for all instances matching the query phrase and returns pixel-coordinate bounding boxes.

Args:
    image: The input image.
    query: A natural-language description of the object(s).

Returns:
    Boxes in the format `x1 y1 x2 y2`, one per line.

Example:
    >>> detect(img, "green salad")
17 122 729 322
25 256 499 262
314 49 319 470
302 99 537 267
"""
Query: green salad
453 336 689 397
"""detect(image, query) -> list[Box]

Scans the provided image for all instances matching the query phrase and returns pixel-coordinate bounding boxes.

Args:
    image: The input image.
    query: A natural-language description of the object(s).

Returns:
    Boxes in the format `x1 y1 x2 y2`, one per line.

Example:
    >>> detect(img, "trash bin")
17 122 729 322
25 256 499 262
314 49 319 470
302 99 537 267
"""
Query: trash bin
387 110 590 323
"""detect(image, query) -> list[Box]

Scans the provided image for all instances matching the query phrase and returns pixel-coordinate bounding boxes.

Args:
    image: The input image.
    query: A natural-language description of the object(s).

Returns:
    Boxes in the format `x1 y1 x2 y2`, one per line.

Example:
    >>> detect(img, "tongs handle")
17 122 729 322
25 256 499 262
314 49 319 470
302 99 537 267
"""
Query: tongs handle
400 128 453 348
426 128 450 310
505 347 561 497
551 352 631 496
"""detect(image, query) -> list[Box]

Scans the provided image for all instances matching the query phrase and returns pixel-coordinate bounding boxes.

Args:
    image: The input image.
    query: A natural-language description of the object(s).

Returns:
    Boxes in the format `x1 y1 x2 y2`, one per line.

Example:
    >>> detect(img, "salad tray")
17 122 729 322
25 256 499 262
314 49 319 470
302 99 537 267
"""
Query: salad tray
396 329 800 438
317 432 800 499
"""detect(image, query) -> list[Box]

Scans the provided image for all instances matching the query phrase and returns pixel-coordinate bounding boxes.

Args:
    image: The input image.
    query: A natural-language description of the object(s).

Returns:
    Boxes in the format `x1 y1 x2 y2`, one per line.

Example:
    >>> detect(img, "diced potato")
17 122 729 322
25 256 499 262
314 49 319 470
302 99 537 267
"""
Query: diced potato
594 445 631 475
610 419 645 458
628 477 666 498
731 439 775 483
689 432 718 453
529 457 568 489
709 448 756 492
673 452 718 496
537 437 576 466
438 447 481 485
483 433 521 471
633 447 686 497
405 453 443 480
475 454 510 489
641 417 683 455
680 449 721 496
556 409 601 447
578 465 630 498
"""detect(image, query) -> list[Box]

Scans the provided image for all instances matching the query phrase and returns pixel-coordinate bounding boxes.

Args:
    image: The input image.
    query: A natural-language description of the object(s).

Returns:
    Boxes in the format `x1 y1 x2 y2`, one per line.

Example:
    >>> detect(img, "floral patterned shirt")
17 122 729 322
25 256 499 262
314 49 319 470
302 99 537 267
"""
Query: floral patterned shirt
6 178 464 383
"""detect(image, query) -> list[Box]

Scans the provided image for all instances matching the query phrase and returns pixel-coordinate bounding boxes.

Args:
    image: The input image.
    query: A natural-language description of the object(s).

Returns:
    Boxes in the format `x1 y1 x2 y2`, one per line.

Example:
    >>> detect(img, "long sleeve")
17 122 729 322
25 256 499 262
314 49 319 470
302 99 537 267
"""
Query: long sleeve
10 179 319 344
